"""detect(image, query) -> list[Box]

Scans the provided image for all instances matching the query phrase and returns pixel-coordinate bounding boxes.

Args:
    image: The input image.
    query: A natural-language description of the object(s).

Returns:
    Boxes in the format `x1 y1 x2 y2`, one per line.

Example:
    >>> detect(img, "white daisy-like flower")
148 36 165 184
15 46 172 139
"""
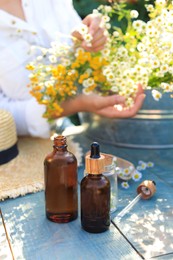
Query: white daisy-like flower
117 47 128 57
111 86 119 92
152 89 162 101
150 60 160 69
106 73 115 82
103 66 112 76
121 182 130 189
75 47 84 57
45 81 54 87
160 64 169 73
62 59 71 66
145 4 154 12
160 82 171 92
78 24 88 35
130 10 139 19
140 162 147 170
49 55 57 63
126 97 134 107
102 15 110 23
113 31 119 37
137 43 146 52
83 79 90 88
104 6 112 12
133 20 146 33
132 170 142 182
147 161 154 167
82 88 92 95
93 9 99 14
36 55 43 61
87 78 95 86
155 0 166 7
101 48 110 57
123 168 131 176
105 23 111 30
83 33 93 46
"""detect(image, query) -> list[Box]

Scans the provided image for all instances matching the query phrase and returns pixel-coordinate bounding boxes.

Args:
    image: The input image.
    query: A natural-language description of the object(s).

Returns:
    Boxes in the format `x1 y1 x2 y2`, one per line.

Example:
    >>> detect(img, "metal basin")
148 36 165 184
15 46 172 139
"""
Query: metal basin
79 91 173 149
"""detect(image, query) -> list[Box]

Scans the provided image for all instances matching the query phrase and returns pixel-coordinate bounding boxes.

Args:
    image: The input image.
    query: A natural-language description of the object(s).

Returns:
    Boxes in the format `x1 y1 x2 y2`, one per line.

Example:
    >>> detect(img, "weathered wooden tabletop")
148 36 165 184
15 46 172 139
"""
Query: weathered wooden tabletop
0 134 173 260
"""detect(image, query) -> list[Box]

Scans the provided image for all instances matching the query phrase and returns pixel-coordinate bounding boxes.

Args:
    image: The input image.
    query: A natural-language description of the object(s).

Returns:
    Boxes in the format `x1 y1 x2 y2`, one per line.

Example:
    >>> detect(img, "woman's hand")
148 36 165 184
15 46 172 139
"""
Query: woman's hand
72 14 107 52
58 85 145 118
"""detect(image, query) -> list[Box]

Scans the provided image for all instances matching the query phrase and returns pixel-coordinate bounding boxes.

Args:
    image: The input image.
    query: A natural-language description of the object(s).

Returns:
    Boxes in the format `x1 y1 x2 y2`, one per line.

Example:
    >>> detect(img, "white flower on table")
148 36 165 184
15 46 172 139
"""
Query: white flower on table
132 170 142 182
147 161 154 168
121 182 129 189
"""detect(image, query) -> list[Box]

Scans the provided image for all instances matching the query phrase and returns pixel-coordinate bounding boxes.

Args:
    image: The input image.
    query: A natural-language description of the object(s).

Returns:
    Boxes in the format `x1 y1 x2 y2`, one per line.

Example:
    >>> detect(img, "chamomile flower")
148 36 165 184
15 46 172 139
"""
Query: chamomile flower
111 86 119 92
155 0 166 7
83 78 95 88
130 10 139 19
132 170 142 182
123 168 131 176
145 4 154 12
102 15 110 23
101 48 110 57
106 73 115 82
152 89 162 101
83 33 93 47
147 161 154 167
161 83 172 92
121 182 130 189
160 64 169 73
77 24 88 35
49 55 57 63
151 59 160 69
113 31 119 37
139 162 147 170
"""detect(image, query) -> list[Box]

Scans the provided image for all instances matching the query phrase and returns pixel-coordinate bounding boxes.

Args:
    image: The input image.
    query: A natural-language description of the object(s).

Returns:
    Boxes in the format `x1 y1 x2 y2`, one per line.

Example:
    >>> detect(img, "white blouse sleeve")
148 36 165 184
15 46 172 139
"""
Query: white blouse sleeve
52 0 82 33
0 39 50 138
0 91 50 138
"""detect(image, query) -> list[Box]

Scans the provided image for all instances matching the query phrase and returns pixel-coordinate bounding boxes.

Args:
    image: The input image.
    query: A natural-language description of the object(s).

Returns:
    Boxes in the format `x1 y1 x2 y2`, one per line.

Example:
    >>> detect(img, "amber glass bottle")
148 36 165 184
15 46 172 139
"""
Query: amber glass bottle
44 135 78 223
81 142 110 233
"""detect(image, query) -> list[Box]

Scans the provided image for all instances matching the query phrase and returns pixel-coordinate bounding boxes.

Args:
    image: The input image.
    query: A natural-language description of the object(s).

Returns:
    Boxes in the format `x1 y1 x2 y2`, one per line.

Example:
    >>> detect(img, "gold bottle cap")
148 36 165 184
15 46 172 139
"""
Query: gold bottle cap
85 142 105 174
85 154 105 174
137 180 156 199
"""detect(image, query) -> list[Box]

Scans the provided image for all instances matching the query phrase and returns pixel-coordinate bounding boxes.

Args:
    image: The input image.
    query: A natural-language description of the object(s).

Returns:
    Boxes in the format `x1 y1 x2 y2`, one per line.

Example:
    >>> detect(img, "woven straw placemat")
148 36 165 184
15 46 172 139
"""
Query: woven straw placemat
0 136 83 201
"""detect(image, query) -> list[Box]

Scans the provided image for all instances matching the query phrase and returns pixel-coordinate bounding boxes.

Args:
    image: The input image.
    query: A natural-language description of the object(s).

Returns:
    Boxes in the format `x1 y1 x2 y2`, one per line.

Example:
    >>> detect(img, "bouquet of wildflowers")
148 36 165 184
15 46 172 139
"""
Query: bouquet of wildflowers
26 0 173 119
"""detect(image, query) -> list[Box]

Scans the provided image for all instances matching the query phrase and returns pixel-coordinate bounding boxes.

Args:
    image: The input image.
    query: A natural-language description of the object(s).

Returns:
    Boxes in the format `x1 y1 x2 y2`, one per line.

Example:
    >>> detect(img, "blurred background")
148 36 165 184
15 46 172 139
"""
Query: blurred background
73 0 154 22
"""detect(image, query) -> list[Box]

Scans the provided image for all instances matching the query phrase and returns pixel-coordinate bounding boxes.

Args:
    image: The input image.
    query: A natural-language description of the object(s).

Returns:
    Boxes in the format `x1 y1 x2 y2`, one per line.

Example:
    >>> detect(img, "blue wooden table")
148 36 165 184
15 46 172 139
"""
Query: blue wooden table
1 133 173 260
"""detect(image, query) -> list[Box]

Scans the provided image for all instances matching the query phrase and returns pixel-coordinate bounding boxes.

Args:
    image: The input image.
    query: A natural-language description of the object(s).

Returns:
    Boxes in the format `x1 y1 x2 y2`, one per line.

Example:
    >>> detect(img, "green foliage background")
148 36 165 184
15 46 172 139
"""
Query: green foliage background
73 0 154 22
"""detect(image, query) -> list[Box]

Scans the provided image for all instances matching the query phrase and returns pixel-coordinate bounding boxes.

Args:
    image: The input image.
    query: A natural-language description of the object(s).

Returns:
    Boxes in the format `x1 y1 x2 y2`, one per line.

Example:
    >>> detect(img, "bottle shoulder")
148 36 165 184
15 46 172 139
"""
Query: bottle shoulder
44 149 77 164
81 174 110 186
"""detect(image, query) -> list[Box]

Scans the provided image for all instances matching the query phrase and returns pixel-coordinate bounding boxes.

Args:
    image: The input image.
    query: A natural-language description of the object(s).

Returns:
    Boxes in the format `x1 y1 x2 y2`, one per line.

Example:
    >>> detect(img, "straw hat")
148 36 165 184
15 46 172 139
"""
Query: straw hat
0 110 19 165
0 110 83 200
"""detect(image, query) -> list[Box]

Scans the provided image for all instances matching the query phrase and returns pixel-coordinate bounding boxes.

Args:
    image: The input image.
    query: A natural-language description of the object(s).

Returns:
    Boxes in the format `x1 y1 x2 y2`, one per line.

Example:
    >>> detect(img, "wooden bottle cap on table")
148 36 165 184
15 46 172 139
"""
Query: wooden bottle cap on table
137 180 156 199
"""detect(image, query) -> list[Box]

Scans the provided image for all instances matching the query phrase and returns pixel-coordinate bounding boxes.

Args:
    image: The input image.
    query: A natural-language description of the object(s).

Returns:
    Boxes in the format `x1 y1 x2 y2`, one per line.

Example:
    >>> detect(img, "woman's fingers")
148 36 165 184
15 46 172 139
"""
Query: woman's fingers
82 29 107 52
96 93 145 118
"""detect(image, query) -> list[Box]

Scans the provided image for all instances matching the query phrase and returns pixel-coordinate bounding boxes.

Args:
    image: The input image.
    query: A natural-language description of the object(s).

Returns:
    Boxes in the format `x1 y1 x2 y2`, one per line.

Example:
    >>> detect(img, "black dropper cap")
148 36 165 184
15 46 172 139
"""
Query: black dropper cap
90 142 100 159
152 180 156 186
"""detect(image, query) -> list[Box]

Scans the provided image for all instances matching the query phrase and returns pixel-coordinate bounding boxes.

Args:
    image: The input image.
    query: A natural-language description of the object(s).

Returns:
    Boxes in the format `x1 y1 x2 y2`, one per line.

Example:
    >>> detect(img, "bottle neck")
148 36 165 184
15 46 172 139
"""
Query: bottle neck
88 173 103 177
53 135 67 151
